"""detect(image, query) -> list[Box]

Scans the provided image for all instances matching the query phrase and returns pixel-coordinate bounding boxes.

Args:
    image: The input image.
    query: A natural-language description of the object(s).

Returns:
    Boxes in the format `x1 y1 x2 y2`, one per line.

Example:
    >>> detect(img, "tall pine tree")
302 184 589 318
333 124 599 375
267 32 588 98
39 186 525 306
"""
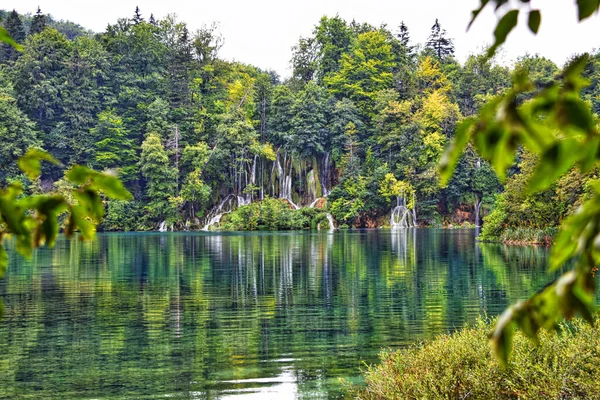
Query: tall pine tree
426 19 454 59
29 7 47 36
1 10 25 62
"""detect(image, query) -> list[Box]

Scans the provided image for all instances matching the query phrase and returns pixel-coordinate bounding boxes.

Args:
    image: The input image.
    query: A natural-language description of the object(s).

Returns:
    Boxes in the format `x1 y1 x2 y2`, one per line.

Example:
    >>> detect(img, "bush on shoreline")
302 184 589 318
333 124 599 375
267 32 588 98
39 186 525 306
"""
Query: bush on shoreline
220 198 329 231
346 317 600 399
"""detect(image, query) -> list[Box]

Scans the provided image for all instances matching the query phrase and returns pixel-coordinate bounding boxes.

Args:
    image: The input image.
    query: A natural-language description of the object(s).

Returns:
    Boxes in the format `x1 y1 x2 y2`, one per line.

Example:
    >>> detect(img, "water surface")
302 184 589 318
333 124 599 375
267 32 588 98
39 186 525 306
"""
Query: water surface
0 229 559 399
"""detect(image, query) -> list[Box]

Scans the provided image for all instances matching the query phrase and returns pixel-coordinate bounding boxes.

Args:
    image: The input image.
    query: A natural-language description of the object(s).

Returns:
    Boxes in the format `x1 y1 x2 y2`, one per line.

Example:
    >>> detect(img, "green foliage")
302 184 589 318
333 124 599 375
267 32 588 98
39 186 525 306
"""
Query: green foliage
92 109 137 182
0 149 131 317
140 133 178 223
221 198 324 231
441 13 600 362
348 317 600 399
469 0 600 59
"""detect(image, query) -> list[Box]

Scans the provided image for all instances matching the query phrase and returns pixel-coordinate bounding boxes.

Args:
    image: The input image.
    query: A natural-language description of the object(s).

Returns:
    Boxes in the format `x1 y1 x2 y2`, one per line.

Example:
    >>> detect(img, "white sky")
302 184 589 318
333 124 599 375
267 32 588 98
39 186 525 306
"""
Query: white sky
6 0 600 78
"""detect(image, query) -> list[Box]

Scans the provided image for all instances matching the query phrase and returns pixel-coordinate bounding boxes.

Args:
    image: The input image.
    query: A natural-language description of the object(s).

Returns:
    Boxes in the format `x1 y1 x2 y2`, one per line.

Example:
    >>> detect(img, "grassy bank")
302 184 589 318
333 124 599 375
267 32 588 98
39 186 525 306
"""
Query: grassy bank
346 317 600 399
479 226 558 245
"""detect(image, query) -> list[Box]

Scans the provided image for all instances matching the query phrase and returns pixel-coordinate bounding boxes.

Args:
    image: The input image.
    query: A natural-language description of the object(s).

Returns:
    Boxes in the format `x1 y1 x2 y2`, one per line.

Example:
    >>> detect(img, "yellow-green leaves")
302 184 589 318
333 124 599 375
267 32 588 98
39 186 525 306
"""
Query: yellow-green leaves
67 165 132 201
0 246 7 280
0 26 23 51
18 149 59 180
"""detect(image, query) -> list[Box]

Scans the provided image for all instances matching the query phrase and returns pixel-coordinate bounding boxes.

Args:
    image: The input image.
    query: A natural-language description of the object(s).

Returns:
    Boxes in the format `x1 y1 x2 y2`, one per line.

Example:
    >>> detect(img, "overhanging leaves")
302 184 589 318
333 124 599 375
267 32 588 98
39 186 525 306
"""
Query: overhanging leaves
486 10 519 58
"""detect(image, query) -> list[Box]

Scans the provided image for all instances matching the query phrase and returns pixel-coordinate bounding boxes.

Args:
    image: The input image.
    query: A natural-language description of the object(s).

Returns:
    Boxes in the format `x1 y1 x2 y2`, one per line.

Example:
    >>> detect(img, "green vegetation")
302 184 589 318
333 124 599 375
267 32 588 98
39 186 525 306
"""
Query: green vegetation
220 198 329 231
348 317 600 399
439 0 600 364
6 6 597 231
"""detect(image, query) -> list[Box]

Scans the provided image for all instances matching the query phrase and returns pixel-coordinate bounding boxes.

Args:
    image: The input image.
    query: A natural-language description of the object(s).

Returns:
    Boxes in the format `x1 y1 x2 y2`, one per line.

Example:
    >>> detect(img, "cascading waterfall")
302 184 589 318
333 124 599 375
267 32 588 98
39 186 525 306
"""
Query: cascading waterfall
326 213 335 231
390 194 417 228
474 198 482 227
276 150 300 209
237 195 250 206
321 152 331 197
158 221 167 232
202 195 233 231
306 169 318 202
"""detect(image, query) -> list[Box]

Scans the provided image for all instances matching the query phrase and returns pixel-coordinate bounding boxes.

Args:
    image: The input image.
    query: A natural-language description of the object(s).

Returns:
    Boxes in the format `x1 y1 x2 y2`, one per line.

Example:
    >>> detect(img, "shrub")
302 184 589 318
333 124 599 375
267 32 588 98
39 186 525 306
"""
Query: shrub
346 317 600 399
220 198 326 231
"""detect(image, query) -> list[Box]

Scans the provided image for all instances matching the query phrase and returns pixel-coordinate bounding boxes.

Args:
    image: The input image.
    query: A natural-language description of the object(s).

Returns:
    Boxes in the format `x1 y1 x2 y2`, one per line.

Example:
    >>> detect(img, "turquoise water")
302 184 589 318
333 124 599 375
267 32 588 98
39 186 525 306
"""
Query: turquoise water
0 229 558 399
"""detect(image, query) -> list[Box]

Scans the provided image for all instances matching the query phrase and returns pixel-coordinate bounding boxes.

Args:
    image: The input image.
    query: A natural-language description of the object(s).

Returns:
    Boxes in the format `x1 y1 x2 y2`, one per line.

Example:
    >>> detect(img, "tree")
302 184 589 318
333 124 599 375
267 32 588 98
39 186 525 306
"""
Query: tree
0 76 40 185
314 15 352 81
13 28 71 156
180 142 211 219
325 30 396 117
92 109 138 183
133 6 144 25
290 83 331 157
426 19 454 59
291 37 318 83
1 10 25 62
268 86 295 146
29 7 48 36
140 133 178 223
397 21 410 47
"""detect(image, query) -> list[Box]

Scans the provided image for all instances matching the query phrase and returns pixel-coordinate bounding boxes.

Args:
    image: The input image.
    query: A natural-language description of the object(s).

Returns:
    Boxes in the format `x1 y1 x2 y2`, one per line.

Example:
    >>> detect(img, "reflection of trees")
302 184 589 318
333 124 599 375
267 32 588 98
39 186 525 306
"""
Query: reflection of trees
0 230 567 398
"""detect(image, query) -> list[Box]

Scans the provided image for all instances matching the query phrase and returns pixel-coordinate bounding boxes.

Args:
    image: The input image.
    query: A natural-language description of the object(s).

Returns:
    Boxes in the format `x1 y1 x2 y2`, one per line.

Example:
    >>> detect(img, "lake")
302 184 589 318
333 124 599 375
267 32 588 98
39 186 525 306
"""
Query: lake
0 229 558 399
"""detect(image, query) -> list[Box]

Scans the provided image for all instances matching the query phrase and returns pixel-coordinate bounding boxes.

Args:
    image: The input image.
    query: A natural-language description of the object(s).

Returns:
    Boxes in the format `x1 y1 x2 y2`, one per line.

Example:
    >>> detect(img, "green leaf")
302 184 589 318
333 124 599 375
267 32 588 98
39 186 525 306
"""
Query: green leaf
468 0 491 29
66 165 94 185
439 119 475 186
0 245 7 280
527 10 541 33
92 174 133 200
528 139 581 193
576 0 600 20
0 26 23 51
561 97 596 133
487 9 519 58
551 197 600 271
18 149 59 180
491 307 515 368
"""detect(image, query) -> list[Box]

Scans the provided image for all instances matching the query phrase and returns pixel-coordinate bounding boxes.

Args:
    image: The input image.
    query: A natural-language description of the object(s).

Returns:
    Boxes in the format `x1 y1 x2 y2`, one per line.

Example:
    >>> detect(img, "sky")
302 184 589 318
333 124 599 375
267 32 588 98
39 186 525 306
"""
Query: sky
5 0 600 78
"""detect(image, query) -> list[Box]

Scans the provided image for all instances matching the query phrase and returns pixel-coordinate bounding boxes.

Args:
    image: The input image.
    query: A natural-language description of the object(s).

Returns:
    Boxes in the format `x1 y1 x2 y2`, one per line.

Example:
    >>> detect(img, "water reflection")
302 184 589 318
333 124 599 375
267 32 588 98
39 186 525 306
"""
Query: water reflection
0 229 566 399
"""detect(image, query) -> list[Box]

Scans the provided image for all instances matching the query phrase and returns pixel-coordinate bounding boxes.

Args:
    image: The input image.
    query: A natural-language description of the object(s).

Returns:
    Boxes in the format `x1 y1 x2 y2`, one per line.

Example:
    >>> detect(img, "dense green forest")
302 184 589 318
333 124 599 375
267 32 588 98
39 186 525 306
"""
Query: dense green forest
1 7 599 234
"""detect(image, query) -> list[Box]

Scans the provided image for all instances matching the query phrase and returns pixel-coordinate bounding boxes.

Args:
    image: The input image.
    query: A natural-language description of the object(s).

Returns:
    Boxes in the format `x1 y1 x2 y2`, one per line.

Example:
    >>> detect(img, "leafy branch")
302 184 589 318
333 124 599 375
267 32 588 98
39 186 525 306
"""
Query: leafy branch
440 51 600 365
469 0 600 58
0 150 132 318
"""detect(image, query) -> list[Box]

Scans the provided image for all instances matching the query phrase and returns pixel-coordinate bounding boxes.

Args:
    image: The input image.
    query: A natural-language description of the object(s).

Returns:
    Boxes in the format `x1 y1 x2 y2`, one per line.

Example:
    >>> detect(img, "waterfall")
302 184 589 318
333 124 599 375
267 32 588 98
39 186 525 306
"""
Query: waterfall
309 197 321 208
306 169 317 203
390 195 416 228
202 195 233 231
276 149 300 209
326 213 335 231
321 152 331 197
158 221 167 232
237 195 250 207
475 198 482 227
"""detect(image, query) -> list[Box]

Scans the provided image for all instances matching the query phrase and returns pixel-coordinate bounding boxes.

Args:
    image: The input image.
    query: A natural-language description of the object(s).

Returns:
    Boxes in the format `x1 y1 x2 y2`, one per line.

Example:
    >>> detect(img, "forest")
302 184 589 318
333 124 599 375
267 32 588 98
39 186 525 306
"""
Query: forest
1 7 599 238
